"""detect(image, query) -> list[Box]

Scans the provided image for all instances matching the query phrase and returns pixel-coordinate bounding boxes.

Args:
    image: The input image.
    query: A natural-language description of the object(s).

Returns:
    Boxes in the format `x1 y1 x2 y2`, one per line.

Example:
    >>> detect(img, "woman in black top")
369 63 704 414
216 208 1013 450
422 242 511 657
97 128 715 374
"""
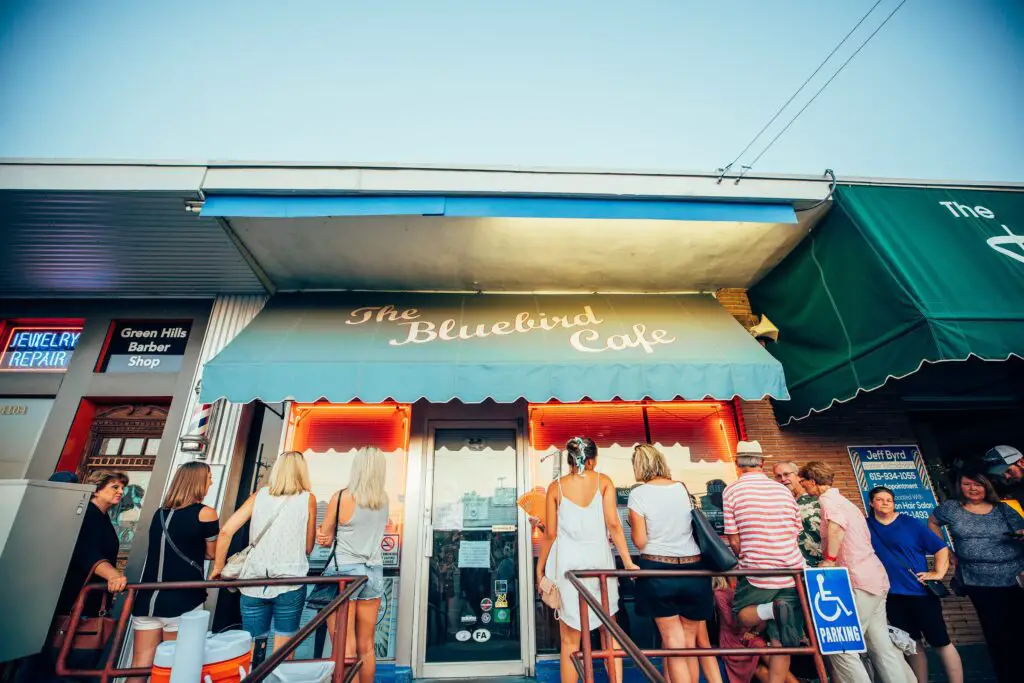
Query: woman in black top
129 462 219 680
46 471 128 680
54 471 128 618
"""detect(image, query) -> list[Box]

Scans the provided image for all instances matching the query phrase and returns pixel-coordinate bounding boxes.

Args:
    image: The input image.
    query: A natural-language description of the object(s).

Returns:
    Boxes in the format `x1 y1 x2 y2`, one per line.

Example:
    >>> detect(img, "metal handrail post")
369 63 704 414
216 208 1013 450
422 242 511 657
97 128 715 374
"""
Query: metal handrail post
794 571 830 683
578 590 595 683
567 574 665 683
598 573 617 683
332 590 351 683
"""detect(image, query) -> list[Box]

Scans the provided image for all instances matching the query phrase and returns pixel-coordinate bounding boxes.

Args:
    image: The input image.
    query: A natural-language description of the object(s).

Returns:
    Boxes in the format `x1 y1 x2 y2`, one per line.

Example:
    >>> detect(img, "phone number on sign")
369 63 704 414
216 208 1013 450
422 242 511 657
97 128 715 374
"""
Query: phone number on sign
868 471 919 482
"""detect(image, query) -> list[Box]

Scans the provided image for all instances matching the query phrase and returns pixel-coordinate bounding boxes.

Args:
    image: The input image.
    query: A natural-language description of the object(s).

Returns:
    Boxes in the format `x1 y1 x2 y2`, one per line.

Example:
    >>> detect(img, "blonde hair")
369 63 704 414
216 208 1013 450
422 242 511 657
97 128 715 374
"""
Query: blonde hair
632 444 671 483
162 461 211 510
268 451 312 496
348 446 388 510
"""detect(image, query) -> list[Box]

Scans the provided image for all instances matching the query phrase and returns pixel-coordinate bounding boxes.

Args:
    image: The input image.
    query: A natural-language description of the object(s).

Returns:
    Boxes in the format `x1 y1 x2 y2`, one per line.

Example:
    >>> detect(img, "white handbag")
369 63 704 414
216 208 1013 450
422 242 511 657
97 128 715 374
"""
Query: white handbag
221 499 287 580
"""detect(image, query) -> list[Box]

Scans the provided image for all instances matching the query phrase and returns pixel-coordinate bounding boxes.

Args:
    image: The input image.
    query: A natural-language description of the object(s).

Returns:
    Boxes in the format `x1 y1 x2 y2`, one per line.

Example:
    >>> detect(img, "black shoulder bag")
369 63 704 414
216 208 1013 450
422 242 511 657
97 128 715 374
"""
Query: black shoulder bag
307 491 344 610
160 508 205 577
678 481 738 571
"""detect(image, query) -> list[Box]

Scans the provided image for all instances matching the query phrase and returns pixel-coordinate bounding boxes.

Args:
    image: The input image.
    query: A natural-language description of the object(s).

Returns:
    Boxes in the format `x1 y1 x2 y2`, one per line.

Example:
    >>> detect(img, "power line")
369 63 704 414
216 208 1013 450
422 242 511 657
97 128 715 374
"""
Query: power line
719 0 886 179
741 0 910 173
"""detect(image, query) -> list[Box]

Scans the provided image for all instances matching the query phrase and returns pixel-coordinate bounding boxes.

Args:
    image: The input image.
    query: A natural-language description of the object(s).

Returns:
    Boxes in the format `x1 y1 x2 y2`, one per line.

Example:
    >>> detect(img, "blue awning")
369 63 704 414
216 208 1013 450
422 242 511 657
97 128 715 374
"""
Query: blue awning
199 292 789 404
200 195 797 223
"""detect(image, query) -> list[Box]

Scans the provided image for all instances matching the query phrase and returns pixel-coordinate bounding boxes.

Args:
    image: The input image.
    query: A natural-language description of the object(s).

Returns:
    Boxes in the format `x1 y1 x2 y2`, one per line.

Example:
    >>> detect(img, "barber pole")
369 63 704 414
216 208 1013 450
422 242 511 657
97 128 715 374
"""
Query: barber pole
178 402 212 455
191 402 211 437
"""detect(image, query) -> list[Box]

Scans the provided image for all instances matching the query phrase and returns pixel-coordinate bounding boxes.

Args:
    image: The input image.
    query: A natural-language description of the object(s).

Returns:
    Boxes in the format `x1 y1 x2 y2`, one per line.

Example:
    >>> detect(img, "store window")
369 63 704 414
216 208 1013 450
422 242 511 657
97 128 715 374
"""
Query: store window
285 402 411 661
72 403 169 567
527 401 739 654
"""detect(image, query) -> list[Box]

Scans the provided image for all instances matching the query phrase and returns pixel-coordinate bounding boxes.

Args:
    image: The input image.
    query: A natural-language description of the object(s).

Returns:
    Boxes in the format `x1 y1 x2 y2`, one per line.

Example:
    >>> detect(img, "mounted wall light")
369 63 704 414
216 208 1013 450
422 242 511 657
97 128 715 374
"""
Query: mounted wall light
749 315 779 343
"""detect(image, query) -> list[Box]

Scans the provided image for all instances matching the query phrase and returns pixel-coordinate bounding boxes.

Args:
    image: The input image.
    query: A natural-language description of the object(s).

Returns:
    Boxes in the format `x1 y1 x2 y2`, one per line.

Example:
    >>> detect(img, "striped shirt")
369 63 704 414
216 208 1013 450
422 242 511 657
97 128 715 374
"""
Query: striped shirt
723 472 805 588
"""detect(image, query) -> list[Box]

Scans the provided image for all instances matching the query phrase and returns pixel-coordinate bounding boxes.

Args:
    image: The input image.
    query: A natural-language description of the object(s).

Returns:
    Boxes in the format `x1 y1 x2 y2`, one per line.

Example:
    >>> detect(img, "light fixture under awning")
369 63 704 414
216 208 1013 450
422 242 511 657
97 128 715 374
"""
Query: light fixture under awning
200 194 798 223
199 292 789 404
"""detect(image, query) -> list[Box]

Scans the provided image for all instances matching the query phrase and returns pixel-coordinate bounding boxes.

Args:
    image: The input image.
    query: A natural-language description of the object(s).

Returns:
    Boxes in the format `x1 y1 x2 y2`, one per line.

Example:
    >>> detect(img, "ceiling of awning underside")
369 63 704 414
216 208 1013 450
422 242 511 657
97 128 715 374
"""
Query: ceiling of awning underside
0 187 829 297
227 205 829 293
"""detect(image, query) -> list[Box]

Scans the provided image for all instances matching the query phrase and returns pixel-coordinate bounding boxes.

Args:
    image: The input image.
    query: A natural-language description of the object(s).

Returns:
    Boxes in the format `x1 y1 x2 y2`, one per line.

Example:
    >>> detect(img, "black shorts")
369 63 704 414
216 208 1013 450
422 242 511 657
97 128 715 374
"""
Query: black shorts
634 557 713 621
885 593 950 647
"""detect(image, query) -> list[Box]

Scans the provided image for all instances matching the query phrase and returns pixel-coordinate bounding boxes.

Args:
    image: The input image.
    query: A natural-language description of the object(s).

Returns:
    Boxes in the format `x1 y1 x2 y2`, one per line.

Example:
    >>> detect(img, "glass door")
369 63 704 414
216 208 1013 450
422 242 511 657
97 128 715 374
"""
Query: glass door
417 423 529 678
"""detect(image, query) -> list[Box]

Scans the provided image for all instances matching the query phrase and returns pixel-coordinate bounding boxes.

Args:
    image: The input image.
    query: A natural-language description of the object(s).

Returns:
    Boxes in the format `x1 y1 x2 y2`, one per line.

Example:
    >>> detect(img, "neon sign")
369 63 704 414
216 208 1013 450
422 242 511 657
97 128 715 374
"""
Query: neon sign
1 327 82 371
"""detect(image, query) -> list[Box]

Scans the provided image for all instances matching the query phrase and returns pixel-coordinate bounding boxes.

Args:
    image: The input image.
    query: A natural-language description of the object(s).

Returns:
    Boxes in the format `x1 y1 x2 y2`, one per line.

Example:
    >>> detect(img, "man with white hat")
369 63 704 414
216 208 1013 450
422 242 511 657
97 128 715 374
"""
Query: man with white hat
723 440 806 683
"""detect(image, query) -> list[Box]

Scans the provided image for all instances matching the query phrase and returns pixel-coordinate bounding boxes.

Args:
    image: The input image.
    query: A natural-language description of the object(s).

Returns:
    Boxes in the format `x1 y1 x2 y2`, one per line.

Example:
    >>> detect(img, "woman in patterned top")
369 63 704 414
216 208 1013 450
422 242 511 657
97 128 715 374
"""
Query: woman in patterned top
929 470 1024 683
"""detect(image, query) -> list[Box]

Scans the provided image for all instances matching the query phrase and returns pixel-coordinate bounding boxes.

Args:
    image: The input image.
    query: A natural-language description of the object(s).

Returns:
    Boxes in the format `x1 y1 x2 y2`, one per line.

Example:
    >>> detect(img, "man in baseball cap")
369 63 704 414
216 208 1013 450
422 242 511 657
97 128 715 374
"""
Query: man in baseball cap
982 445 1024 514
982 445 1023 483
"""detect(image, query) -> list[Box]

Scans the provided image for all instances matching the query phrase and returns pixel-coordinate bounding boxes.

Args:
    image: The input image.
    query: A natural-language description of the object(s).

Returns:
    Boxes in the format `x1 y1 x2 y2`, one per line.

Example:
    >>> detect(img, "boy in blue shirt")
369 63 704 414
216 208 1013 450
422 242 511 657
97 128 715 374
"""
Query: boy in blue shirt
867 486 963 683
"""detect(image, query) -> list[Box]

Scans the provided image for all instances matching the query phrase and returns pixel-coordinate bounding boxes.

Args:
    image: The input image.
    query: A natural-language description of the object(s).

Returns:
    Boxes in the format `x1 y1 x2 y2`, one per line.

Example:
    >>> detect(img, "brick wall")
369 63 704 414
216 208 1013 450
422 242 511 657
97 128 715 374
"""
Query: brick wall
718 289 984 644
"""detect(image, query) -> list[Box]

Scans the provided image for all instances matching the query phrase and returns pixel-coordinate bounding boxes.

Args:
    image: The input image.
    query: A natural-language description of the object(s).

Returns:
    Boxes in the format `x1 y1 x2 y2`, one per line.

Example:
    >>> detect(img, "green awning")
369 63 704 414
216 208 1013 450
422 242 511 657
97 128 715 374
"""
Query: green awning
199 292 788 404
750 185 1024 423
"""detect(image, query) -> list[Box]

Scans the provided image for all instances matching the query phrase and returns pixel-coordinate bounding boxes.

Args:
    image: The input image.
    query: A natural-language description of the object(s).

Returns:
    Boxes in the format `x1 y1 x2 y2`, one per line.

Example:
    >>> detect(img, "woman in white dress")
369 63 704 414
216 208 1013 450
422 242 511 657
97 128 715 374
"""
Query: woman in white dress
537 437 638 683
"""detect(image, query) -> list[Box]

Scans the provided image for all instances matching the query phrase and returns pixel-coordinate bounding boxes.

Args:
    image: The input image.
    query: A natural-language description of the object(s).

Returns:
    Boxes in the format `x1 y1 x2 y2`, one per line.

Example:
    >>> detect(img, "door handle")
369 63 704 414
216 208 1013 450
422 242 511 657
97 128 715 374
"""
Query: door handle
424 523 434 558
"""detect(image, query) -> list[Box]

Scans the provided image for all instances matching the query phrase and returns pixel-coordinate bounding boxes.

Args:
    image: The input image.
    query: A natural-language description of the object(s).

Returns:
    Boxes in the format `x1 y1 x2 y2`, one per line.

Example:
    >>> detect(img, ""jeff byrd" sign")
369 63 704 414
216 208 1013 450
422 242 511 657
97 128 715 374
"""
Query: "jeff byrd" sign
103 321 191 373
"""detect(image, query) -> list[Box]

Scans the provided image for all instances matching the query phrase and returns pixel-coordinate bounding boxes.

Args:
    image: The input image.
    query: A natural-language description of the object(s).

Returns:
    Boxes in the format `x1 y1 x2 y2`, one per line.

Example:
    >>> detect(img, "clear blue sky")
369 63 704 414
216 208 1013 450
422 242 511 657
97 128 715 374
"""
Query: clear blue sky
1 0 1021 181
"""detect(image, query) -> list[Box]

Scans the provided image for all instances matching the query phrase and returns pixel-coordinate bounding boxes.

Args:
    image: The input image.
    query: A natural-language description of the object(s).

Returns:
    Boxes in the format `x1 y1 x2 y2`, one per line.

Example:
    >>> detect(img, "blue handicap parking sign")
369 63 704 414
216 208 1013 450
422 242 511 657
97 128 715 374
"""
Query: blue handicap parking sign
804 567 866 654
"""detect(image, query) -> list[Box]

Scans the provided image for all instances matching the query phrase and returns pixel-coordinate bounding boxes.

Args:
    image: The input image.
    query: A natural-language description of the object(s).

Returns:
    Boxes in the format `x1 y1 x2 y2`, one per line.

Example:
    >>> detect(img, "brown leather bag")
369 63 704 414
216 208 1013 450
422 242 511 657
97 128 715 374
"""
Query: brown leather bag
49 563 117 652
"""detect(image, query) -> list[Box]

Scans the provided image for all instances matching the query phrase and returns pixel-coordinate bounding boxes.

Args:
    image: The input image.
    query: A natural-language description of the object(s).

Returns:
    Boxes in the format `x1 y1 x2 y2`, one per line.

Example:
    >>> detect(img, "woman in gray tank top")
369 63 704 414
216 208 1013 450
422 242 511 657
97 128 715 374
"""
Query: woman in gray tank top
316 447 389 683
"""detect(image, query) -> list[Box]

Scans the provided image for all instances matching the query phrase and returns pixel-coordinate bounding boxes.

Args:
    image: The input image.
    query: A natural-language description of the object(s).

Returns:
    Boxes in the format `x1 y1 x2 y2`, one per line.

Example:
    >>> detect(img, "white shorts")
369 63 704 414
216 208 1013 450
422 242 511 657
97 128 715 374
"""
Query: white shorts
132 614 183 632
131 606 203 632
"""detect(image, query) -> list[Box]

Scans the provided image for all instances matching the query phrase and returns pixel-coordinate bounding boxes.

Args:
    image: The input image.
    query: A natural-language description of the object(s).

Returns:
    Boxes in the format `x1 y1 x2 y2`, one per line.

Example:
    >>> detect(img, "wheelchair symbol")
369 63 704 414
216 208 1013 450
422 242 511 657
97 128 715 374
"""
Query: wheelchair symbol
814 574 854 622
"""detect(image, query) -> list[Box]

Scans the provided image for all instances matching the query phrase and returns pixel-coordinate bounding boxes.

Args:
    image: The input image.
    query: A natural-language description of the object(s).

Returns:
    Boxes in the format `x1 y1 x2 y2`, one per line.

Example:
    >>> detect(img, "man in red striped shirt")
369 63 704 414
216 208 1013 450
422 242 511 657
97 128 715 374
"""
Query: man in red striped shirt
723 440 806 683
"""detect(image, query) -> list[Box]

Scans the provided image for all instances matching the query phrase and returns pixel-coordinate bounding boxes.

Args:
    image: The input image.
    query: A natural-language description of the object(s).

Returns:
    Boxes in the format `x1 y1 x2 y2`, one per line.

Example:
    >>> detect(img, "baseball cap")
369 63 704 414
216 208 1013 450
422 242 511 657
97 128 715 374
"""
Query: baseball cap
981 445 1022 476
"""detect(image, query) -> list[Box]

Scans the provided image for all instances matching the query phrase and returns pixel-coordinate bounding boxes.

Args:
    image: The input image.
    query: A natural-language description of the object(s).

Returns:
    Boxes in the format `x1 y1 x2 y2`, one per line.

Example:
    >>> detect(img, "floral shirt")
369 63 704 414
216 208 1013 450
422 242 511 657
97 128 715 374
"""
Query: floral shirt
797 494 823 567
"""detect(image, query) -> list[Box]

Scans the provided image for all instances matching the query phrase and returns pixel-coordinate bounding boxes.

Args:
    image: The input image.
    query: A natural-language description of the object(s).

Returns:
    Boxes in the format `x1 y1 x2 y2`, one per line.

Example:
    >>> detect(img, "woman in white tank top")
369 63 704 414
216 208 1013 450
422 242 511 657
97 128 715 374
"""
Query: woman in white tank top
315 447 389 683
212 451 317 653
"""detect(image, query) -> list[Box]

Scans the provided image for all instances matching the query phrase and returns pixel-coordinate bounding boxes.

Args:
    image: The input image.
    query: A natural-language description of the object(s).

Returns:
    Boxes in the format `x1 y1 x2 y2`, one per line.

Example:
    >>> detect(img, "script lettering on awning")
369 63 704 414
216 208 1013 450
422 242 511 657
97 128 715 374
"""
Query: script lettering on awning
345 304 677 354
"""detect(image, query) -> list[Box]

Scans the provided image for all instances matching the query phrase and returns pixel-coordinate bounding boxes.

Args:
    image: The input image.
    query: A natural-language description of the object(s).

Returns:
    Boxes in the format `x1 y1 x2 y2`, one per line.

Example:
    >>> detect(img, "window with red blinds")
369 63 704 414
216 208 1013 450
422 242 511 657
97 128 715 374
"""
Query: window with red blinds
528 401 739 497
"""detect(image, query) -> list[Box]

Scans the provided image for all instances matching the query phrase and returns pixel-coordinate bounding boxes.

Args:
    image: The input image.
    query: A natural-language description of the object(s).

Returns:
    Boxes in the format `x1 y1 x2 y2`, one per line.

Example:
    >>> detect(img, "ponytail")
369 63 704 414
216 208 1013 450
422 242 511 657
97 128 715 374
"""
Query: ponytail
566 436 597 476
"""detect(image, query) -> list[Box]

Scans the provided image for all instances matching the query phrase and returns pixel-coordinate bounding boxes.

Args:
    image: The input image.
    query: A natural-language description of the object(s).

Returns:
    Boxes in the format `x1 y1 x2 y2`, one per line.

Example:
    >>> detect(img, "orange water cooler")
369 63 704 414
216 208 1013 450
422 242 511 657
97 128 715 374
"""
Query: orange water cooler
150 630 251 682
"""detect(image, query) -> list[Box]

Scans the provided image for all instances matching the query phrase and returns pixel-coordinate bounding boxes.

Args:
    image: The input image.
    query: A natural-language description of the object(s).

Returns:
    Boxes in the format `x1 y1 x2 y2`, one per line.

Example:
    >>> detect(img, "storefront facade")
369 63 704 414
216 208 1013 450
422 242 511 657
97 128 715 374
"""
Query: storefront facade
7 161 1019 678
196 290 784 679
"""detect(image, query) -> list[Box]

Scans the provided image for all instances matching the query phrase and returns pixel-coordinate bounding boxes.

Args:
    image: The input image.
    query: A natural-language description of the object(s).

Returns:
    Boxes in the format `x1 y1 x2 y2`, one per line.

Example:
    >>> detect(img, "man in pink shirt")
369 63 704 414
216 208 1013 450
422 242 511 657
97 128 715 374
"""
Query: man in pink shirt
798 462 912 683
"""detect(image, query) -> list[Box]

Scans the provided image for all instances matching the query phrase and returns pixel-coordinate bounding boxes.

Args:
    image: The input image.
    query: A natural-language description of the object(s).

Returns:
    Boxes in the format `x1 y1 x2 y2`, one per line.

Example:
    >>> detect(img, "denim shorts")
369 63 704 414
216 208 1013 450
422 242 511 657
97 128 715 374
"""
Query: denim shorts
239 587 306 638
323 563 385 601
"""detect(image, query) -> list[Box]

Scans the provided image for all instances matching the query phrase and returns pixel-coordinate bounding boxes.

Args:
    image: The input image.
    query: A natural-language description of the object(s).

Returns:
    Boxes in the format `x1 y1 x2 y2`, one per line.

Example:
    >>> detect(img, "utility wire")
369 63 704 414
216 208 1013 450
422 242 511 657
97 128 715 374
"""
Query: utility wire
743 0 909 172
719 0 887 178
